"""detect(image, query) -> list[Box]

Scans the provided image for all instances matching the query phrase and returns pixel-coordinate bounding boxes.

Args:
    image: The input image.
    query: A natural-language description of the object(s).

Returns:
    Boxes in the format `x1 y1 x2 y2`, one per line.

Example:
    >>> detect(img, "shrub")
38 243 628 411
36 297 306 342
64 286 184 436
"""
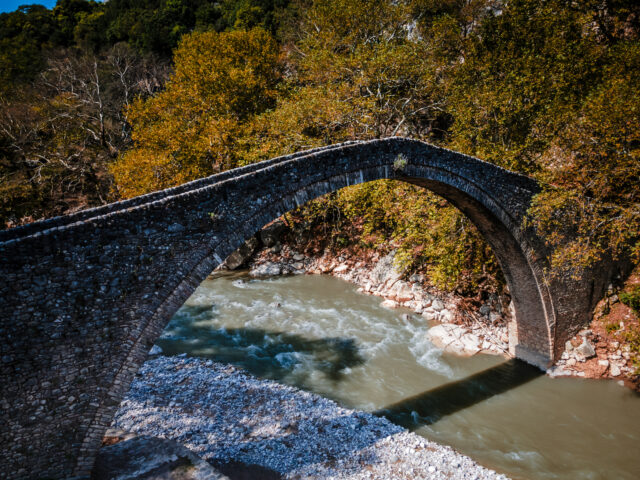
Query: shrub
620 286 640 316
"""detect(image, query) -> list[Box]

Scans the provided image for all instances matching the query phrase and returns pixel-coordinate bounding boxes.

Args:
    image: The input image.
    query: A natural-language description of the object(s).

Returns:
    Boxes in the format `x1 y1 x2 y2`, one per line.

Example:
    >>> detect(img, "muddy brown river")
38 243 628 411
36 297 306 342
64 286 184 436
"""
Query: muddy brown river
155 272 640 480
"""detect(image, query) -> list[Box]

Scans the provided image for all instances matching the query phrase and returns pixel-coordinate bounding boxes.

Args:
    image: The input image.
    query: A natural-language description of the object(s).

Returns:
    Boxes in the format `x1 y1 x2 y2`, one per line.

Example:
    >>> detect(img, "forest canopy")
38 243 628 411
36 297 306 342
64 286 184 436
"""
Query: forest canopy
1 0 639 294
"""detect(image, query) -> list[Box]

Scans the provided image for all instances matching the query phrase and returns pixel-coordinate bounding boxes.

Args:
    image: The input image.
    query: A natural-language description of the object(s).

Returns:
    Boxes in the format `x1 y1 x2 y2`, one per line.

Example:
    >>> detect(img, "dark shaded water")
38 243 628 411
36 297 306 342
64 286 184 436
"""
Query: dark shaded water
156 272 640 480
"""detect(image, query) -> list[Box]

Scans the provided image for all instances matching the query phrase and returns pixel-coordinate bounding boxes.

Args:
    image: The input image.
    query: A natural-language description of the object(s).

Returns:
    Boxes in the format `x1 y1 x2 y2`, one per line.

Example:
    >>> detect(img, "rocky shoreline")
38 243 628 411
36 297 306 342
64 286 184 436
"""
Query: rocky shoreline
95 228 638 478
246 243 512 359
231 220 638 388
105 354 511 480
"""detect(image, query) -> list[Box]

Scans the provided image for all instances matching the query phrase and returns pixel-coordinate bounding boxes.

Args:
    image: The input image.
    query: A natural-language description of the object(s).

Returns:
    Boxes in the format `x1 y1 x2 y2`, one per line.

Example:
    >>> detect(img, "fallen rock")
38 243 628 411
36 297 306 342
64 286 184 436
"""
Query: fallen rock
392 281 414 303
422 311 437 321
224 236 260 270
148 345 163 356
439 309 454 322
333 264 349 274
575 338 596 359
431 299 445 312
249 262 282 277
381 299 399 309
427 324 481 356
546 366 573 378
260 220 286 247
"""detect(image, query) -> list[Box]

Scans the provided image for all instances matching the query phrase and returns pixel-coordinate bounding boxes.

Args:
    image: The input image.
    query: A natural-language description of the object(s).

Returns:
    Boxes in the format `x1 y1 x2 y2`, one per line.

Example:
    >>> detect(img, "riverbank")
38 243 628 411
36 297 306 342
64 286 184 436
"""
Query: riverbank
240 231 639 390
247 244 511 359
547 279 640 390
108 354 511 480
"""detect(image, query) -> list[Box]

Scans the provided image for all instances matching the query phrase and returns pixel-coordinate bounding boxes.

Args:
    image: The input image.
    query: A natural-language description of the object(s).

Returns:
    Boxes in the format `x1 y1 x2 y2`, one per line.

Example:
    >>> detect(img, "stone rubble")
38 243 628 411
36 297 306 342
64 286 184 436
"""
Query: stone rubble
549 327 636 379
110 355 511 480
249 246 511 358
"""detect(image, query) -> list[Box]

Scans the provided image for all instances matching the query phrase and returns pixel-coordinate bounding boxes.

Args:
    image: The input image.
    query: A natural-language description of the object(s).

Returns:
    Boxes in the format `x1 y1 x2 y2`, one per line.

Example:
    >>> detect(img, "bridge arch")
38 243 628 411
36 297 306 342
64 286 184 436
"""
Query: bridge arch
0 138 606 479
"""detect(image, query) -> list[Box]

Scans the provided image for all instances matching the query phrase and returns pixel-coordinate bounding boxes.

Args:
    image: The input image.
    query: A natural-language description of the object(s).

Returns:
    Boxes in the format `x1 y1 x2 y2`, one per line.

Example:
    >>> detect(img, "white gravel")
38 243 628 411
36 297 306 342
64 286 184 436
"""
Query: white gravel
112 355 510 480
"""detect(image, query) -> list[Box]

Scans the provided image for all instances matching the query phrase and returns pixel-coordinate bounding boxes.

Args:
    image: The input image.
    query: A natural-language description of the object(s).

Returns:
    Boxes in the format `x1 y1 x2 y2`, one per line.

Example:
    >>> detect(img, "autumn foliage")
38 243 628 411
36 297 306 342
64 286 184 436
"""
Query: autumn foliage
110 28 280 197
3 0 640 295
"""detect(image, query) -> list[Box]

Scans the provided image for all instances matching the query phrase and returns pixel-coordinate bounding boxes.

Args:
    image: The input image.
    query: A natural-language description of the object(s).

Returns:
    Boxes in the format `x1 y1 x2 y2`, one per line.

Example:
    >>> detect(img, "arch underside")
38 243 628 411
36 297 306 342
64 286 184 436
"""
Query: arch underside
82 141 558 477
222 166 555 367
131 148 556 412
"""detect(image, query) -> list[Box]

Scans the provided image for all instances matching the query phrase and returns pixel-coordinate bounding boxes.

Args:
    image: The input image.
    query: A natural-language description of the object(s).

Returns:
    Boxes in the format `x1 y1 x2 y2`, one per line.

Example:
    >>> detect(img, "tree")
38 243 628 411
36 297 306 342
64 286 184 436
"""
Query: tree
236 0 501 293
0 45 168 226
528 41 640 276
110 28 281 198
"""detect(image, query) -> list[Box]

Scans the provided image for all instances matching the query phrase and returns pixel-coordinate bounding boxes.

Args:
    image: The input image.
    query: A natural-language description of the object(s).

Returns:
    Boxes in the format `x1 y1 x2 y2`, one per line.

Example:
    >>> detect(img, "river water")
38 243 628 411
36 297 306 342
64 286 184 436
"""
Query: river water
155 272 640 480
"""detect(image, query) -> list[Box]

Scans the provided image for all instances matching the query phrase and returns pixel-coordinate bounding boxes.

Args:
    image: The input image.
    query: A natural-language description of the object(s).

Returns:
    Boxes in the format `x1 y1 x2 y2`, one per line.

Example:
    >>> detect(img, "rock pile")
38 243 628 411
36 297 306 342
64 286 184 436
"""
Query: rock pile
548 328 636 380
427 323 508 356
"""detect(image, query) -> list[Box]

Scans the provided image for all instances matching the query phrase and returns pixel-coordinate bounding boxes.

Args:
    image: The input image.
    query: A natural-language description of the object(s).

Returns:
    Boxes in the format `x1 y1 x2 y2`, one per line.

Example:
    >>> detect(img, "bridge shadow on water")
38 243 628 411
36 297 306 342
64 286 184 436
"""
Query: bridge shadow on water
157 305 542 425
374 358 543 430
156 309 365 385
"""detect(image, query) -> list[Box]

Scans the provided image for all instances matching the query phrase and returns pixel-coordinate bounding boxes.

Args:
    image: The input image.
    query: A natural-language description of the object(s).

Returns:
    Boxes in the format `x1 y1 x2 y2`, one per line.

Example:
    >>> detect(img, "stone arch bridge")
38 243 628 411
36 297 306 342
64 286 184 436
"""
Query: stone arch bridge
0 138 614 478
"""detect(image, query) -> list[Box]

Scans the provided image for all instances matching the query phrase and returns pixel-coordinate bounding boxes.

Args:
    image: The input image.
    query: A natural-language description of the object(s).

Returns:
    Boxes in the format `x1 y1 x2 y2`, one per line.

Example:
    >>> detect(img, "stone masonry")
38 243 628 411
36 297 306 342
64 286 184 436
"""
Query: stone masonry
0 138 619 479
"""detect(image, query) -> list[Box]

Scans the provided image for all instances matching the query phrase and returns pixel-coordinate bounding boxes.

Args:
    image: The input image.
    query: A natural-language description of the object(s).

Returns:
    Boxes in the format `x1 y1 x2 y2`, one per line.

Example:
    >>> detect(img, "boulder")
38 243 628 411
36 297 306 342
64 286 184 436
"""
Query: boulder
224 236 260 270
333 264 349 274
148 345 163 356
249 262 282 277
260 220 286 247
427 323 482 356
575 338 596 359
393 281 414 303
422 311 437 321
546 366 573 378
439 309 454 322
431 299 445 312
381 299 399 309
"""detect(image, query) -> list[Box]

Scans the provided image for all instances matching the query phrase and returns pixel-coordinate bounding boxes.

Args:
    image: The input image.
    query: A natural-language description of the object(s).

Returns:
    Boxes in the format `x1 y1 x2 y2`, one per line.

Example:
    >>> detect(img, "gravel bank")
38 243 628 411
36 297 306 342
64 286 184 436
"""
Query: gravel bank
112 355 510 480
